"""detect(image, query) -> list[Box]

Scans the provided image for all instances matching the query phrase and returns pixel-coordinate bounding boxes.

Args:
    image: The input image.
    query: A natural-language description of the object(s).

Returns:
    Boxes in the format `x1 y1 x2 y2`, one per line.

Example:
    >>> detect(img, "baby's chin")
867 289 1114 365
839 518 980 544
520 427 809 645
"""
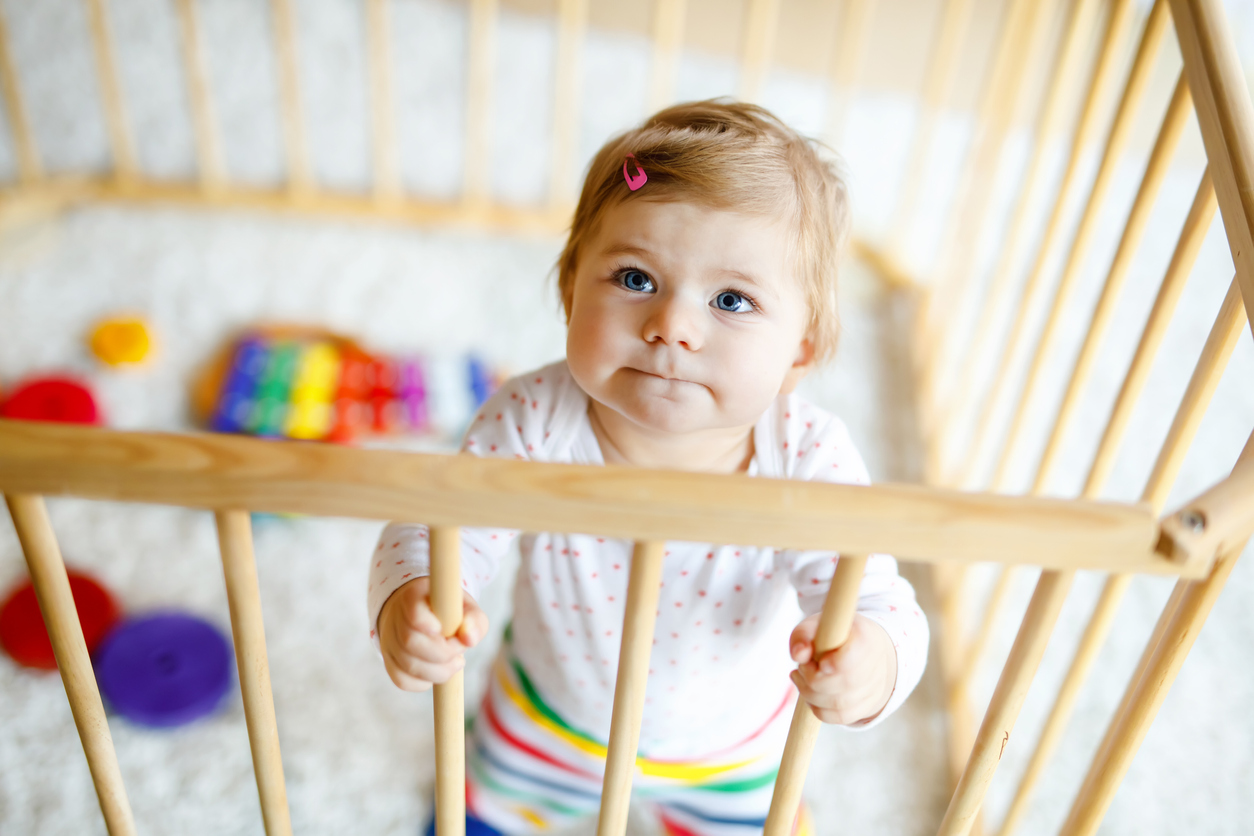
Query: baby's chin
600 389 760 437
572 365 765 435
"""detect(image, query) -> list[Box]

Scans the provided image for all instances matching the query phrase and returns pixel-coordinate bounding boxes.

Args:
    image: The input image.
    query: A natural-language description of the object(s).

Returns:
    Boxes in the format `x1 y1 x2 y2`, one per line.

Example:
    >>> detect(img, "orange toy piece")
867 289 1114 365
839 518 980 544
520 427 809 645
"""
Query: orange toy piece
90 317 154 366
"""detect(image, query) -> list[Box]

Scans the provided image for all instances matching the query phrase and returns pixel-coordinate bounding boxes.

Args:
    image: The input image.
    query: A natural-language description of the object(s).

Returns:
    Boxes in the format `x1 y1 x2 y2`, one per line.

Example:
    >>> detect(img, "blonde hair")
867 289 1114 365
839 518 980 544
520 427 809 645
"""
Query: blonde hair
557 99 850 363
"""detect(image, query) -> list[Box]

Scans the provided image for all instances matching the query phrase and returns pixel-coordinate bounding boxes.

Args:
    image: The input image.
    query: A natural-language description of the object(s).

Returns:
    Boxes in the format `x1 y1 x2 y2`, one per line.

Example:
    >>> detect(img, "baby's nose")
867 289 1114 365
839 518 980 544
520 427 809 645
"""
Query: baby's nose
643 297 704 350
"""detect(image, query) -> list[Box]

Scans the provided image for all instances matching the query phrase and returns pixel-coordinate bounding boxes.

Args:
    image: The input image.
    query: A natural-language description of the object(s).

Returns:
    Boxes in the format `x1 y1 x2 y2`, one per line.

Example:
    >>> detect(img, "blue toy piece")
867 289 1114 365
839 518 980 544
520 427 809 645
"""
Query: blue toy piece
95 612 233 728
467 356 494 408
212 337 268 433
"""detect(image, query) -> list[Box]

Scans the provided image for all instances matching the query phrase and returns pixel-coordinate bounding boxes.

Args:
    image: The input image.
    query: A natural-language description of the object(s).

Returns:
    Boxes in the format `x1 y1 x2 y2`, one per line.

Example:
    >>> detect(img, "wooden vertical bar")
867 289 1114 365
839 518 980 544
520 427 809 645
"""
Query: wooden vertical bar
1140 278 1249 508
934 562 978 788
930 0 1105 475
990 576 1132 836
1081 578 1188 767
175 0 224 190
937 568 1075 836
270 0 312 196
945 179 1235 836
429 525 466 836
1060 440 1254 836
916 0 1051 400
998 273 1246 836
952 76 1193 707
0 8 41 182
366 0 400 203
763 555 869 836
85 0 137 183
955 566 1018 693
5 494 135 836
824 0 876 148
549 0 587 209
214 510 293 836
464 0 498 208
888 0 976 252
647 0 685 114
919 3 1060 812
953 0 1138 489
986 0 1171 493
940 265 1238 835
596 540 666 836
963 0 1168 493
738 0 780 104
1084 170 1218 495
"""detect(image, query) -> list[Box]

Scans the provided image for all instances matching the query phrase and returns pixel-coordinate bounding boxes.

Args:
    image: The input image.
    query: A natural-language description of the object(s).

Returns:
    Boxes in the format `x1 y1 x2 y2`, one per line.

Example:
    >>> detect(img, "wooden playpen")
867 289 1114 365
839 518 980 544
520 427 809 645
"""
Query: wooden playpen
1 0 1253 834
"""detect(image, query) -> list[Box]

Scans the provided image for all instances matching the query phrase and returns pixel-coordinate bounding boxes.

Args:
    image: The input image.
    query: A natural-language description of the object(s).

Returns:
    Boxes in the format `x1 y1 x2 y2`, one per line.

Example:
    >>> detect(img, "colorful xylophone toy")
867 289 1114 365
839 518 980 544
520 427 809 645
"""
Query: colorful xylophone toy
194 328 502 444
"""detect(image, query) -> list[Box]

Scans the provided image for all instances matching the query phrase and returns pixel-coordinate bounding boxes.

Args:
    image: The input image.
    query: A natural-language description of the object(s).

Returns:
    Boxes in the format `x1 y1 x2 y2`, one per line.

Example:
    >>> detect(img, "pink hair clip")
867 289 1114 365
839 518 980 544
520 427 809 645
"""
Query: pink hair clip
623 153 647 191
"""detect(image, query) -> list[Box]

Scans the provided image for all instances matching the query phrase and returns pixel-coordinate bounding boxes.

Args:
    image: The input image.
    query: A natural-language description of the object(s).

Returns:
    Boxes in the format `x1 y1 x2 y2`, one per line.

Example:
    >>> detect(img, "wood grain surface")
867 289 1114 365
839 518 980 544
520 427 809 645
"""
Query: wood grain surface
0 419 1180 575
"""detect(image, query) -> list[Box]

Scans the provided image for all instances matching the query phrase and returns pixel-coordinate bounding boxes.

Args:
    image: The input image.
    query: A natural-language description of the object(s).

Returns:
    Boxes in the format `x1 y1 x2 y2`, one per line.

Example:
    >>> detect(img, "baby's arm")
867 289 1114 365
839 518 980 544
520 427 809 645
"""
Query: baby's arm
780 407 929 727
787 557 928 728
367 370 561 687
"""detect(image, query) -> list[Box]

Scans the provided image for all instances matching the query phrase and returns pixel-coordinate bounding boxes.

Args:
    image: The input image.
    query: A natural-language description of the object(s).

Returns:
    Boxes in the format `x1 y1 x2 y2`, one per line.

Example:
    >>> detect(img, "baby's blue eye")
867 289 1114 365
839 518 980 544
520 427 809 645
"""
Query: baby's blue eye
621 270 654 293
715 291 751 312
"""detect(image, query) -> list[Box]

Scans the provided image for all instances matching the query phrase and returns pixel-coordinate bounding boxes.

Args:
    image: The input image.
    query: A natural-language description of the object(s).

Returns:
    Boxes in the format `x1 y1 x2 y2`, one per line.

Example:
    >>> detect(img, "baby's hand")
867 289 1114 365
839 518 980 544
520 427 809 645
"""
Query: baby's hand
377 576 489 692
788 613 897 726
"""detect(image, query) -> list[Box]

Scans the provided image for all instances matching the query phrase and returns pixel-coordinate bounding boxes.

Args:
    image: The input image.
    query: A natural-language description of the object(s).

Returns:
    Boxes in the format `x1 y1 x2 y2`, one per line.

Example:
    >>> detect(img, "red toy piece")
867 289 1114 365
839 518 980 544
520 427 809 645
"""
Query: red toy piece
0 376 101 425
328 347 372 443
367 357 398 433
0 570 122 670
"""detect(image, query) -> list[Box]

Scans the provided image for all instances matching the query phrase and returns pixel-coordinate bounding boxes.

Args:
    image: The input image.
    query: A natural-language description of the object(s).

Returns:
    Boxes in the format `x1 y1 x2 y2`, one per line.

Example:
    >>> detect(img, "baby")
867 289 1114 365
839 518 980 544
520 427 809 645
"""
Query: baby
368 100 928 836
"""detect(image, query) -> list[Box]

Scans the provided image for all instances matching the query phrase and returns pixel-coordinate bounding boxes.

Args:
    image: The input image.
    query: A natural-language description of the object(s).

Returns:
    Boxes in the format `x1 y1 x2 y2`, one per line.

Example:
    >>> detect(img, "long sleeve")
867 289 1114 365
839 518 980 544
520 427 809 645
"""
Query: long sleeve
769 396 929 729
366 362 580 644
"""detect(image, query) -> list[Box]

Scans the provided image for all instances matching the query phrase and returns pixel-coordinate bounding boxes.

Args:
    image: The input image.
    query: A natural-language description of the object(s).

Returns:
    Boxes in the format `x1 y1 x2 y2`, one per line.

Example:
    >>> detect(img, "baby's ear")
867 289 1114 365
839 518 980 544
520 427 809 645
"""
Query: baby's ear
778 337 815 395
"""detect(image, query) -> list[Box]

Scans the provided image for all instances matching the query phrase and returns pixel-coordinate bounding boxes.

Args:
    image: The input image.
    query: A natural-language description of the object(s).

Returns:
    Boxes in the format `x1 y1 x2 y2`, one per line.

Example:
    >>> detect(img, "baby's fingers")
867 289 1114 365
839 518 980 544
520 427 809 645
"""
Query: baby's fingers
393 618 471 665
456 592 490 648
385 641 466 688
381 646 434 692
789 615 821 664
790 669 866 726
399 589 446 638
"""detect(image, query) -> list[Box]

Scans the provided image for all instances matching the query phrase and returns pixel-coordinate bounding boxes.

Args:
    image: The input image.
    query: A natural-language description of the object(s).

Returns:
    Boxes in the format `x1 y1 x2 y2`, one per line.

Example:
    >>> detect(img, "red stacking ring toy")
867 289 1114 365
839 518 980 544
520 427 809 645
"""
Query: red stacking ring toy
0 570 122 670
0 376 101 424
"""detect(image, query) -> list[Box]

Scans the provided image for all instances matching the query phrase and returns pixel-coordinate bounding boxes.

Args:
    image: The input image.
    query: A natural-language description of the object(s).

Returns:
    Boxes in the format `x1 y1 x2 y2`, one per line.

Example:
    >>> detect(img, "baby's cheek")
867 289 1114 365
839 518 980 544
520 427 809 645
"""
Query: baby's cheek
720 342 797 414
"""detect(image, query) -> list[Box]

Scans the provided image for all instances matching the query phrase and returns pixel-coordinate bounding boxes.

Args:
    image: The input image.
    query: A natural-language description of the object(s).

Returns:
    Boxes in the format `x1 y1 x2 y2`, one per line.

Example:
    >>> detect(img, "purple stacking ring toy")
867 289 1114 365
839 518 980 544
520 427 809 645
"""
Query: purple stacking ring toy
95 612 233 728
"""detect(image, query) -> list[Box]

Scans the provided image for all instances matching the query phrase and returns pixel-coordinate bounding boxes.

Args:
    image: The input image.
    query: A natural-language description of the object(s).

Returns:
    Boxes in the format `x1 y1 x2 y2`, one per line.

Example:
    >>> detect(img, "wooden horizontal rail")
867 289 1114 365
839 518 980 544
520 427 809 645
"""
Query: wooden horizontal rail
0 419 1182 575
0 176 569 236
0 179 903 290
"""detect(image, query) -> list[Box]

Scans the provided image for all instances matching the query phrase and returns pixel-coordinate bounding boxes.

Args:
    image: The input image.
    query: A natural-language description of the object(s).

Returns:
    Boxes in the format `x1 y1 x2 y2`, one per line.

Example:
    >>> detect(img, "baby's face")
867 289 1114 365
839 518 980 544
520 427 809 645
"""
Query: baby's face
566 198 812 436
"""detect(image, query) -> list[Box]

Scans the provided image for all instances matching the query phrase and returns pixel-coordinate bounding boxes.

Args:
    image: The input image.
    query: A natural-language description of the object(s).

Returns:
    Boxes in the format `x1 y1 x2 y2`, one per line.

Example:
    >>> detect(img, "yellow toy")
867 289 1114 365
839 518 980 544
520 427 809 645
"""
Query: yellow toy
89 317 153 366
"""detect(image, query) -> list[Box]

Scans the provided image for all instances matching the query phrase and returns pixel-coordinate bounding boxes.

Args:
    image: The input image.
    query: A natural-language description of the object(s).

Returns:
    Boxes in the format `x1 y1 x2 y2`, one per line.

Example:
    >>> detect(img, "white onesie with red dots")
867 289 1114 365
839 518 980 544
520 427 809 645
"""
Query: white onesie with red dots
367 359 928 759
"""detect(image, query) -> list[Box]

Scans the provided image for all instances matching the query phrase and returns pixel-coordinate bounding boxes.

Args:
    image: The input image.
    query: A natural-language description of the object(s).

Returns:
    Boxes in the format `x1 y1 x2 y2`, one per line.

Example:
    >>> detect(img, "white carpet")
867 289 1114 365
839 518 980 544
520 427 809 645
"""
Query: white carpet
0 1 1253 834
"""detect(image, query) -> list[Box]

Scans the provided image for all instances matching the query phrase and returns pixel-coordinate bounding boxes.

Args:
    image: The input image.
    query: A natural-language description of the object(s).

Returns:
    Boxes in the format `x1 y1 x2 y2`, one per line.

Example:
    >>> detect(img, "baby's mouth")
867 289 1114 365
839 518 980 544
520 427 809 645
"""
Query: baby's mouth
636 368 688 383
629 368 708 394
